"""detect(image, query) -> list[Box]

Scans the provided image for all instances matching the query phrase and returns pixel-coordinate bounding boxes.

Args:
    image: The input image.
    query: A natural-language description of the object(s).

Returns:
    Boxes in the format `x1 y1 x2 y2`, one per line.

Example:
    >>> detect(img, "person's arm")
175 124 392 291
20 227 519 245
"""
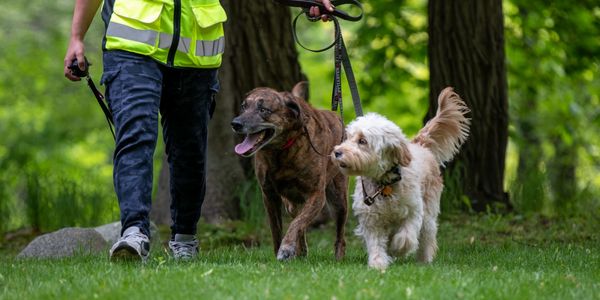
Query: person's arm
64 0 102 81
309 0 334 21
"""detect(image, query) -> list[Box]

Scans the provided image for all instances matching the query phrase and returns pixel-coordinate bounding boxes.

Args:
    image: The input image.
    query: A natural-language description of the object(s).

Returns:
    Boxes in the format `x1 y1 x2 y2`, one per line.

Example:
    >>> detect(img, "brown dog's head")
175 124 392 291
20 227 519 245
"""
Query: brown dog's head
231 82 308 157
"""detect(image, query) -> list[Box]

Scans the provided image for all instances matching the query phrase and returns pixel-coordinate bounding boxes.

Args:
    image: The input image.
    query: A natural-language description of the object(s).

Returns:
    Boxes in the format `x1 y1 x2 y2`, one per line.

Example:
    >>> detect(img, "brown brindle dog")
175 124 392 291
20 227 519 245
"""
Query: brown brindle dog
231 82 348 261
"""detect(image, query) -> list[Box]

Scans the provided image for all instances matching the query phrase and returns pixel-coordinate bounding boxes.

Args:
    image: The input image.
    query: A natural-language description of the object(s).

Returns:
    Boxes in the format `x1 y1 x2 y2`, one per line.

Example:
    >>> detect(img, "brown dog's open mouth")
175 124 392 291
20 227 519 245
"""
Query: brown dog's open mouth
234 128 276 157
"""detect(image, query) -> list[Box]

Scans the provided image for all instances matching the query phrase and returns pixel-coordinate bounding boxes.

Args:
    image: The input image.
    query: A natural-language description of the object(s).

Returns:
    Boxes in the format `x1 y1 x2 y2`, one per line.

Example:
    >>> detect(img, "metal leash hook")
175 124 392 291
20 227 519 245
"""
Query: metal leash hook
68 57 116 140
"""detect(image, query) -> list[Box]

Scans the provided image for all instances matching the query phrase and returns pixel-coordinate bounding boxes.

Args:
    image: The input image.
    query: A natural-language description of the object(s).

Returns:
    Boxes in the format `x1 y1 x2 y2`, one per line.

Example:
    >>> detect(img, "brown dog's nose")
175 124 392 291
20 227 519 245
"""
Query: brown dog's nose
231 119 243 132
334 150 343 158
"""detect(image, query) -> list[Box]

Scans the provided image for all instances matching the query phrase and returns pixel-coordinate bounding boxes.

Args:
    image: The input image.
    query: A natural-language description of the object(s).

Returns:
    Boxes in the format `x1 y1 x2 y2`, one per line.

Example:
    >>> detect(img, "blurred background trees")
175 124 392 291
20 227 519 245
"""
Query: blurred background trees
0 0 598 236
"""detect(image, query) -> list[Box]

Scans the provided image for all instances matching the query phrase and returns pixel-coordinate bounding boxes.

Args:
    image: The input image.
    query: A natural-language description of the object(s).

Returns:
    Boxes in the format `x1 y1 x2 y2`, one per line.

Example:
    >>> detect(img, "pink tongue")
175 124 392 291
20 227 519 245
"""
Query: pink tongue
235 134 260 155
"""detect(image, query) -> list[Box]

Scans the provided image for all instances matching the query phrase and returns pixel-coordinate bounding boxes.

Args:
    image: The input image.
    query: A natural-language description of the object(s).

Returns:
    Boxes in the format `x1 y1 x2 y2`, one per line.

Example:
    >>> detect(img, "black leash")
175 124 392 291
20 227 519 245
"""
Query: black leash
276 0 364 119
69 57 116 140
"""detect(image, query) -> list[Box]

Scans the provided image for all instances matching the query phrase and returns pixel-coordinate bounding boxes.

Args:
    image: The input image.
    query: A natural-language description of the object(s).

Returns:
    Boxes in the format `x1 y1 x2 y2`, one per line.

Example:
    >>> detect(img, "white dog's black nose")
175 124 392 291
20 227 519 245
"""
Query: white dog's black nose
334 150 343 158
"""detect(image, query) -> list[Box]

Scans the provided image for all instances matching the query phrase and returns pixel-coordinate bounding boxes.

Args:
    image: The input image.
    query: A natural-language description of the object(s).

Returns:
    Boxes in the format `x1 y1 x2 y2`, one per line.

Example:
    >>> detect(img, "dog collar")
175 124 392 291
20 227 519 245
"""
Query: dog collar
378 165 402 186
282 138 296 150
362 165 402 206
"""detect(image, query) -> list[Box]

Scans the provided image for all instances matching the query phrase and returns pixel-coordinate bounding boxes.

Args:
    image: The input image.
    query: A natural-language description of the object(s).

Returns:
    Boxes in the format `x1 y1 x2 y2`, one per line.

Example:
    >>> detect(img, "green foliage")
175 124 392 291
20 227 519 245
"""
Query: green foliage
0 1 116 233
504 0 600 215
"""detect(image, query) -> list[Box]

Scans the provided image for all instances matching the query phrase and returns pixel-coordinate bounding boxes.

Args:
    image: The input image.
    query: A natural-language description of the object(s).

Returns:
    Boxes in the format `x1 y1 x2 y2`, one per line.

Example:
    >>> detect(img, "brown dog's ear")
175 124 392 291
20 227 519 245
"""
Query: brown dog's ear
392 142 412 167
291 81 309 101
285 98 302 119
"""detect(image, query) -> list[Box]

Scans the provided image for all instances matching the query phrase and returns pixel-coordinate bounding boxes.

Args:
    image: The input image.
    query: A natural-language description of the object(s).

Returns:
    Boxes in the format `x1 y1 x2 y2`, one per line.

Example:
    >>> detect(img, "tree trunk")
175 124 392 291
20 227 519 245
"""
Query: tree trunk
155 0 306 224
428 0 511 211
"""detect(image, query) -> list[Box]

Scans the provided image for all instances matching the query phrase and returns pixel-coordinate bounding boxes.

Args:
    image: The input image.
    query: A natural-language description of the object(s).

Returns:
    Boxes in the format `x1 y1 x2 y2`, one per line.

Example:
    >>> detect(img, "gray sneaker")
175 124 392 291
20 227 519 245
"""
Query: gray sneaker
109 226 150 262
168 234 199 260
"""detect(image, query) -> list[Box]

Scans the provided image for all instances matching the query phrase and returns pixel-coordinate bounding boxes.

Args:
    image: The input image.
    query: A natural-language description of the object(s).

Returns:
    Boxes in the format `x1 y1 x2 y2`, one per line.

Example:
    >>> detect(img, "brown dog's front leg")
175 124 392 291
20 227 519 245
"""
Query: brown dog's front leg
262 191 283 255
277 192 326 261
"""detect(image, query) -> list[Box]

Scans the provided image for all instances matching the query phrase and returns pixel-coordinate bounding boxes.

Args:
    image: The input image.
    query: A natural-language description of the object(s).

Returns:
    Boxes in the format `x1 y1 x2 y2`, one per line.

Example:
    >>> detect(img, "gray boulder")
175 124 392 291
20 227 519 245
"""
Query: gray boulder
93 222 122 245
17 228 107 258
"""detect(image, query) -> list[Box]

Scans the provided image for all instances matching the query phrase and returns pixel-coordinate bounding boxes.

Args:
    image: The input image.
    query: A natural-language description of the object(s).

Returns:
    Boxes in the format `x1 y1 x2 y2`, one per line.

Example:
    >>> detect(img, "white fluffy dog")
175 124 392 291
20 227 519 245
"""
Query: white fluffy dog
331 87 470 270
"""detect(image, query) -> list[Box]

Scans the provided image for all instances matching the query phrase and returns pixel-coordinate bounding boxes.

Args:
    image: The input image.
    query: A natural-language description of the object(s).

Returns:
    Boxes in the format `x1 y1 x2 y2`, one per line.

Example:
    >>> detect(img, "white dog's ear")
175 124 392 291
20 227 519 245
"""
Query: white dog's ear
391 142 412 167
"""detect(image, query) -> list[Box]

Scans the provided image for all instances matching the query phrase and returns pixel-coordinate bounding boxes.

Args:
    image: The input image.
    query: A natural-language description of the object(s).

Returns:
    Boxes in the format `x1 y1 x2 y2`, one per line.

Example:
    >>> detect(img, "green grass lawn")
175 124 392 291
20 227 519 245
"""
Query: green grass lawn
1 214 598 300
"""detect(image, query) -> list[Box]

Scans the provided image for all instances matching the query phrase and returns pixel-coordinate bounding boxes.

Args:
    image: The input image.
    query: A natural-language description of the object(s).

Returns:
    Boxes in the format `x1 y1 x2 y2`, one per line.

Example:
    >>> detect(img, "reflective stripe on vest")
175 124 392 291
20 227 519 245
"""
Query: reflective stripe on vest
107 22 157 46
159 33 192 53
196 36 225 57
108 22 224 57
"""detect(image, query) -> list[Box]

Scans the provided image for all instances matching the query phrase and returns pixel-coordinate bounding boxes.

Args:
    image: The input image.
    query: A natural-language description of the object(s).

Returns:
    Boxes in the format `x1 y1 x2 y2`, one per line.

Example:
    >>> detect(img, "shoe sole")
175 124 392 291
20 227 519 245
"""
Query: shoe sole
110 245 148 262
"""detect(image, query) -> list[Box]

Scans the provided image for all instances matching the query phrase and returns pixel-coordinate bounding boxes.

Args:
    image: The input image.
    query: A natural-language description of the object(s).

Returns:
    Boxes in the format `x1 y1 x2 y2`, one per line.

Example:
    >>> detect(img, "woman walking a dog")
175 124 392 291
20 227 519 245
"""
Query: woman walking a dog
63 0 333 262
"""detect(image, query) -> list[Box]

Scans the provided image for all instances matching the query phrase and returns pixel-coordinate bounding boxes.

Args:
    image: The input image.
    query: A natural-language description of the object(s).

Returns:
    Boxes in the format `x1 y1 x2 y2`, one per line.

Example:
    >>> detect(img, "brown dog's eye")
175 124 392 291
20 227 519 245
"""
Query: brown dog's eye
241 103 247 111
358 138 367 145
259 107 271 114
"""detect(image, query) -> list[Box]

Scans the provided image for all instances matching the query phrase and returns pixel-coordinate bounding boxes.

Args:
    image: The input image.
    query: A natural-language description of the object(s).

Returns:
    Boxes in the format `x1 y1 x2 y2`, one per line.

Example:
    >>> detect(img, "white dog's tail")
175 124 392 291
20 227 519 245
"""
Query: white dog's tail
413 87 470 165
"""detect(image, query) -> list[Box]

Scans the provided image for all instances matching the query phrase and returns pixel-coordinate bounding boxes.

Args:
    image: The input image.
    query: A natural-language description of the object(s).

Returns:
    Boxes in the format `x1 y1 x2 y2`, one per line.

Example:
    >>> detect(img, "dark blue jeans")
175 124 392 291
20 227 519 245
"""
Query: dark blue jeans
101 50 219 238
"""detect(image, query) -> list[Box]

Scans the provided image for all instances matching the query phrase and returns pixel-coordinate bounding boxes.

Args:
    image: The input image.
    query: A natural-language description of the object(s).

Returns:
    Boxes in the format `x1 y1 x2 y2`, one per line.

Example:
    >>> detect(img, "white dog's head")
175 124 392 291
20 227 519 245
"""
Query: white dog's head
331 113 412 180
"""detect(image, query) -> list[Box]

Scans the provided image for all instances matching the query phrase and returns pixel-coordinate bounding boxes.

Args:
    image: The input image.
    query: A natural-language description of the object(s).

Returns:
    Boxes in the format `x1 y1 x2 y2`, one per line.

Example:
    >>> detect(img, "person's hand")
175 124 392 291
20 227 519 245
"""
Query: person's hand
309 0 334 22
64 37 86 81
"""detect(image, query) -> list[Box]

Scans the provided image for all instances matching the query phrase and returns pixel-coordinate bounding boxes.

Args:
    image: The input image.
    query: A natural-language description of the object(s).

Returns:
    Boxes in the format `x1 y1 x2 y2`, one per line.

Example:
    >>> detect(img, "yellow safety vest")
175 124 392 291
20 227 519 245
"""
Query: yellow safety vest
105 0 227 68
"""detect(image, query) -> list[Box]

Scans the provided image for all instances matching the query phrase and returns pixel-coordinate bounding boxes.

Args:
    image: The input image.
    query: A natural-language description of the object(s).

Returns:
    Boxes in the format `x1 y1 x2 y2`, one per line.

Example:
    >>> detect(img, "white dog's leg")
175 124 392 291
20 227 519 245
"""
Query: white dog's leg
390 198 423 257
363 229 392 270
416 215 438 263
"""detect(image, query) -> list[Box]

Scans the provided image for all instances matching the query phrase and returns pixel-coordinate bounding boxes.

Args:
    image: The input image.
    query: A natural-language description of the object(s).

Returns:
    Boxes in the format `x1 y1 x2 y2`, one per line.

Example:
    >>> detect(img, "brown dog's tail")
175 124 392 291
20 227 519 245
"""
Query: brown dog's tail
412 87 471 165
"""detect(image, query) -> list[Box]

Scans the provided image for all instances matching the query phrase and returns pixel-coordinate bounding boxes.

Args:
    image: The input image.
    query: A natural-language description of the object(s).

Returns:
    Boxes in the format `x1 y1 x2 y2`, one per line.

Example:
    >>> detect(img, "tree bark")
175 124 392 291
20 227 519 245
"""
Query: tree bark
428 0 511 211
155 0 306 224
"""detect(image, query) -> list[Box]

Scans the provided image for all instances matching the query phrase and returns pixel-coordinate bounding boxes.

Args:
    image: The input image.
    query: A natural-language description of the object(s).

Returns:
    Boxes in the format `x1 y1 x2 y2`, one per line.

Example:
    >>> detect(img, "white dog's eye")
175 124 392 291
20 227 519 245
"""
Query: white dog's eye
358 138 368 145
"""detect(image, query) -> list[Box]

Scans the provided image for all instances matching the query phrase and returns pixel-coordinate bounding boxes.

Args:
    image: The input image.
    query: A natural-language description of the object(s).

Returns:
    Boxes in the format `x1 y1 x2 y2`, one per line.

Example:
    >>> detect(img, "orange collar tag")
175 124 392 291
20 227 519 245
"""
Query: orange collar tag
381 185 393 197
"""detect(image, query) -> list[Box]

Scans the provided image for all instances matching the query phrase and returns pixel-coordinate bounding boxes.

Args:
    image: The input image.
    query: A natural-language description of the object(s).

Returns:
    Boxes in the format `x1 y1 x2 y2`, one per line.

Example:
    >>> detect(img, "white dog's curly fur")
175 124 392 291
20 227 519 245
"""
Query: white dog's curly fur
331 87 470 269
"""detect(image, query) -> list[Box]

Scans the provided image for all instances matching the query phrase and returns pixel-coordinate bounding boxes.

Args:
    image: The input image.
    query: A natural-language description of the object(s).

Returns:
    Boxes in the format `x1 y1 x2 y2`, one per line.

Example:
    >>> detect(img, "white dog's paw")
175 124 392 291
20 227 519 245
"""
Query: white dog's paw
391 230 419 257
277 244 297 261
368 253 392 270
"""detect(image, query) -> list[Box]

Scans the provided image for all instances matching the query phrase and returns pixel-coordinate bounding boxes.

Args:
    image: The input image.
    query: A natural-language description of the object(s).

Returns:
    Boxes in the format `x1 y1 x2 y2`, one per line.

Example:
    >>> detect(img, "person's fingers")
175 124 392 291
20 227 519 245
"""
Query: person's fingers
322 0 334 11
76 52 86 71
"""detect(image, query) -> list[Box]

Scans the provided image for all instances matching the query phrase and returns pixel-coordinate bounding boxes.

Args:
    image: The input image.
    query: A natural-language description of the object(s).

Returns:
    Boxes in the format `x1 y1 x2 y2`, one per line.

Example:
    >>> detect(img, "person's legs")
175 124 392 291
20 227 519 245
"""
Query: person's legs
160 67 218 244
102 50 163 259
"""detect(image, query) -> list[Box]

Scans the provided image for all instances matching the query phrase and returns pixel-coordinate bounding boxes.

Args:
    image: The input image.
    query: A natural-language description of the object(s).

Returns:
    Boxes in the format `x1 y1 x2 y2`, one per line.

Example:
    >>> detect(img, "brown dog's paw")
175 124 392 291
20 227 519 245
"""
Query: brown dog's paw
276 244 297 261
